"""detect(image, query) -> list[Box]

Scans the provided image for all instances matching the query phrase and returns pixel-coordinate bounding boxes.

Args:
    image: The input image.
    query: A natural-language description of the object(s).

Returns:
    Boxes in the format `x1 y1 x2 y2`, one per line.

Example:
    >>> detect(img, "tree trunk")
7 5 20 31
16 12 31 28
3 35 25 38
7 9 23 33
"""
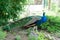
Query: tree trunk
58 0 60 7
48 0 51 10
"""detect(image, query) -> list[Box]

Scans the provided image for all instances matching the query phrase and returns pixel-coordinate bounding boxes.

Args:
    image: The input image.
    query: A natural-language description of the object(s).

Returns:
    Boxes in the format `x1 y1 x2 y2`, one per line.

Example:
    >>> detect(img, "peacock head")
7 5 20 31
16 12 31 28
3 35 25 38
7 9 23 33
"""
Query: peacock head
43 12 45 16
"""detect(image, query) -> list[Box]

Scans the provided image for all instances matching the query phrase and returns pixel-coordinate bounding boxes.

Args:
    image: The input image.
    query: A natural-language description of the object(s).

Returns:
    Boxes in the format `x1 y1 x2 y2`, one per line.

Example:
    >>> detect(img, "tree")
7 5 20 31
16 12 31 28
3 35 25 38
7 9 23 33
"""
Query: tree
48 0 51 10
0 0 27 25
58 0 60 7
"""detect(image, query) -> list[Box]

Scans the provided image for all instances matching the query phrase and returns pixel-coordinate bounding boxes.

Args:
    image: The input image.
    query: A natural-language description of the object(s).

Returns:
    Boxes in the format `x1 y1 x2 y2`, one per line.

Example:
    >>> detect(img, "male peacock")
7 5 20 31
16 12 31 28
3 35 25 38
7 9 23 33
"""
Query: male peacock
24 12 47 29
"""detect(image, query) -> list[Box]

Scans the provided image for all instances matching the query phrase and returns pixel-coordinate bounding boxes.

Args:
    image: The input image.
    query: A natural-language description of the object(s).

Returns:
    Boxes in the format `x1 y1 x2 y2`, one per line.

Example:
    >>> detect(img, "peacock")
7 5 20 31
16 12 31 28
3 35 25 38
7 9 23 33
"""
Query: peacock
2 12 47 31
24 12 47 29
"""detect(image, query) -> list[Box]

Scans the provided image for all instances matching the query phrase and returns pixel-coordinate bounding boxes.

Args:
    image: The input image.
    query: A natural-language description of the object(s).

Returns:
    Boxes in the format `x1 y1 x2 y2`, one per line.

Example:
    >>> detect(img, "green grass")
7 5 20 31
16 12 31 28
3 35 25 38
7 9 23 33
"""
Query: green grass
15 35 21 40
0 28 7 40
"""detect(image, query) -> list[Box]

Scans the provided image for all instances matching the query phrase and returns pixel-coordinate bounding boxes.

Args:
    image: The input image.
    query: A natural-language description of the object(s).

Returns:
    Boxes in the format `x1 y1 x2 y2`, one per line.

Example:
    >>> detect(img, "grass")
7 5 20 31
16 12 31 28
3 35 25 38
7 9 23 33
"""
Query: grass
15 35 21 40
0 28 7 40
40 16 60 33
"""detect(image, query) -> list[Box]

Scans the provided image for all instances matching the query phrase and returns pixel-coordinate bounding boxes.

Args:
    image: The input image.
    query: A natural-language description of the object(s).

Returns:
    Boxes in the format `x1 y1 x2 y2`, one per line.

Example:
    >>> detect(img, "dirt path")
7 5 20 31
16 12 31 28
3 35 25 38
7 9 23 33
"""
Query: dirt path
5 33 15 40
18 31 28 40
5 30 28 40
5 30 60 40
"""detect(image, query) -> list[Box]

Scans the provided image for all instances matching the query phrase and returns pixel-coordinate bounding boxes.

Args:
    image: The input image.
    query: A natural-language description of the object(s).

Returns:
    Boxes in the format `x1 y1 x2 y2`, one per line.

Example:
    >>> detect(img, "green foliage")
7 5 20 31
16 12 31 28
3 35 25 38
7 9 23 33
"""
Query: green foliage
47 26 56 33
27 0 34 4
0 0 27 25
40 22 49 30
2 25 11 32
40 16 60 33
38 32 48 40
15 35 21 40
0 30 7 40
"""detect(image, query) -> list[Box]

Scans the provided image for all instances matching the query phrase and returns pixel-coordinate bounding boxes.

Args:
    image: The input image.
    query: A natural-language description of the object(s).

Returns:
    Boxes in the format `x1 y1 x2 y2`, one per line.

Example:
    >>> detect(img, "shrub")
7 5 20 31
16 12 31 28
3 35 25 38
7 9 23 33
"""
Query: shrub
2 25 11 32
47 26 56 33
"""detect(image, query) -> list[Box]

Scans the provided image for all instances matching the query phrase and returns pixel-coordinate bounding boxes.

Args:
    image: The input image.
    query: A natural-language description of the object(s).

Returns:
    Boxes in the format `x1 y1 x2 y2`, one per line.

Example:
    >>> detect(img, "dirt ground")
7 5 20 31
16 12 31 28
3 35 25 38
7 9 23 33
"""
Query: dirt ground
4 29 60 40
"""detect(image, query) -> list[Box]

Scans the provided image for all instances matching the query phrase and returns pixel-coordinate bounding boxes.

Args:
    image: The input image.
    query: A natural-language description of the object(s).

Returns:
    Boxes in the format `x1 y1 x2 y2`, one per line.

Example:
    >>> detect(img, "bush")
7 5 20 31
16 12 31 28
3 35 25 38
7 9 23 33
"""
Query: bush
40 22 49 30
47 26 56 33
2 25 11 32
